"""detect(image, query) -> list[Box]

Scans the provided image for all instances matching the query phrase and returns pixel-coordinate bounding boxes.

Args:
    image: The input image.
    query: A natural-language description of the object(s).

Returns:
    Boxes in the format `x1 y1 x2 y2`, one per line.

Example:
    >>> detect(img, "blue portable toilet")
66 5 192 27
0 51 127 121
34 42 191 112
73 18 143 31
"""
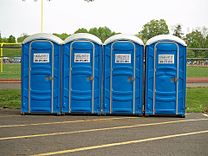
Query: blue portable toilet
62 33 102 114
21 33 63 114
145 35 187 117
103 34 144 115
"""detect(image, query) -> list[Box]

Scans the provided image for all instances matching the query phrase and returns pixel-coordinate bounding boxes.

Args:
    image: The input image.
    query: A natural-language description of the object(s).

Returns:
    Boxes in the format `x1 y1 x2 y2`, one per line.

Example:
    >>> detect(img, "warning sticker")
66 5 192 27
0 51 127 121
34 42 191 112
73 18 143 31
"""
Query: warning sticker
158 54 174 64
115 54 131 63
74 53 90 63
33 53 49 63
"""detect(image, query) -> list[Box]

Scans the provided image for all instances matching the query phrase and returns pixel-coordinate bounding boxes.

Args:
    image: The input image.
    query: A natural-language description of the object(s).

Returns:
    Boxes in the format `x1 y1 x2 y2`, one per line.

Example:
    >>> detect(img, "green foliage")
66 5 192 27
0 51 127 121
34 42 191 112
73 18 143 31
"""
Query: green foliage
186 30 205 48
173 24 183 38
17 34 29 43
206 35 208 47
7 35 16 43
74 28 88 34
88 26 118 42
0 35 16 43
0 38 7 43
53 33 70 40
186 28 208 58
73 26 118 42
138 19 169 43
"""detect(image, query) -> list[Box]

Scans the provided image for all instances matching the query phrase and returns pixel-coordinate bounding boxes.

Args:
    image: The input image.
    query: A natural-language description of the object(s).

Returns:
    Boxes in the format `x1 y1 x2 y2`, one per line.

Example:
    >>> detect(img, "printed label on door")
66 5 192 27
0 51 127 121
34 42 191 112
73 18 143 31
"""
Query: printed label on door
33 53 49 63
74 53 90 63
115 54 131 63
158 54 174 64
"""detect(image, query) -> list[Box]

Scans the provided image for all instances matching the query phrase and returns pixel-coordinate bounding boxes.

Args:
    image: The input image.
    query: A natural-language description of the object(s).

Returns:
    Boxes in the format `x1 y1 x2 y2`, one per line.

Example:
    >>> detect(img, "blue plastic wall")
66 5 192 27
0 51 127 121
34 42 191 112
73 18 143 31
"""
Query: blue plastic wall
21 40 61 114
103 41 144 115
62 41 102 114
145 41 186 116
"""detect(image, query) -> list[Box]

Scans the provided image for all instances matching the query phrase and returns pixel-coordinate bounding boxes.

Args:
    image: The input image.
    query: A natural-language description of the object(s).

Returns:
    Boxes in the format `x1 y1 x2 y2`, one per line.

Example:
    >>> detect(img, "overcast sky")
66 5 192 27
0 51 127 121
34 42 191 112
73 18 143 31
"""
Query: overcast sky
0 0 208 37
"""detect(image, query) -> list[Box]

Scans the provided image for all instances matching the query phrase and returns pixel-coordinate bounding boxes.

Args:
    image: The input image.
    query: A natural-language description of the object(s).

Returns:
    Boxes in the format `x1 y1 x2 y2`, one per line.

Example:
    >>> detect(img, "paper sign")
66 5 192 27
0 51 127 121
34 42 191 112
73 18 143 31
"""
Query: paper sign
33 53 49 63
74 53 90 63
158 54 174 64
115 54 131 63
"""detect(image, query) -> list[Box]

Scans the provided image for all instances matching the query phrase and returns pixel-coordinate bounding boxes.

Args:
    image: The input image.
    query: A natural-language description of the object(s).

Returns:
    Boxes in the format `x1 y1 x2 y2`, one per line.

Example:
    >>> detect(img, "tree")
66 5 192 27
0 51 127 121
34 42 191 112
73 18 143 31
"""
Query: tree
53 33 69 40
88 26 117 42
186 29 208 58
84 0 94 2
0 33 2 43
7 35 16 43
138 19 169 43
74 28 88 34
205 35 208 48
17 34 29 43
173 24 183 38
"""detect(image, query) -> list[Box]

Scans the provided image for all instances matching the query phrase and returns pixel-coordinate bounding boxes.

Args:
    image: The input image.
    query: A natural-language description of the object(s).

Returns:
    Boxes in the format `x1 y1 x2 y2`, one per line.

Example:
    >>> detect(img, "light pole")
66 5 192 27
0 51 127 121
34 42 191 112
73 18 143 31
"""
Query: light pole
22 0 94 33
22 0 51 33
40 0 44 32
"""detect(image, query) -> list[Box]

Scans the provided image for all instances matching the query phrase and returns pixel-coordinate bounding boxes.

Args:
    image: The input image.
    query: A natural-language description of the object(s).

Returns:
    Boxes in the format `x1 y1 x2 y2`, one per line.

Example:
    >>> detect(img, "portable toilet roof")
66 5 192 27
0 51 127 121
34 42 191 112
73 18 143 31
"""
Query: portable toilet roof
23 33 63 44
146 34 187 46
104 34 144 45
64 33 102 45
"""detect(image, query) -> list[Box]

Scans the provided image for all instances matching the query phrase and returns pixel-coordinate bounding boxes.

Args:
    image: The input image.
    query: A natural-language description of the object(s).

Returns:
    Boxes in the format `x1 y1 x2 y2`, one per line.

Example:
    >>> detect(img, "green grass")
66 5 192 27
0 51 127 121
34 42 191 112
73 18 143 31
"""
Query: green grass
0 88 207 113
0 89 21 109
187 66 208 77
0 64 21 79
2 48 21 57
186 87 208 113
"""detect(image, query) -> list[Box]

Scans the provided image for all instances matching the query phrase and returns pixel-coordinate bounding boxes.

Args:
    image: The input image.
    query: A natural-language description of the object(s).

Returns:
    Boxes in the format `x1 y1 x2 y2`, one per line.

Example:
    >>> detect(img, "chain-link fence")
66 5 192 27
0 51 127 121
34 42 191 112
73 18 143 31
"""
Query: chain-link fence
187 48 208 66
0 43 21 80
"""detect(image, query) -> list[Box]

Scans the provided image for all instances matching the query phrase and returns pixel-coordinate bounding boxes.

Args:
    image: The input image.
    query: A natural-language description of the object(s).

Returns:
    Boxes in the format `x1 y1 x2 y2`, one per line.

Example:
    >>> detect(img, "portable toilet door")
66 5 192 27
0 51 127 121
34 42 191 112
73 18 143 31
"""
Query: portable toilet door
103 34 144 115
21 33 63 114
145 35 187 117
62 33 102 114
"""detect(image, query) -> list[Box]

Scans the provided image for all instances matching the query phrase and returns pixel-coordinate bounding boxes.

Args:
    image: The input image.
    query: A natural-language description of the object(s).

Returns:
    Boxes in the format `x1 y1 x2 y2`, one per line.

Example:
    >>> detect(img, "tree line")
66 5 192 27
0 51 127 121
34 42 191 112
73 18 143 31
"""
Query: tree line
1 19 208 54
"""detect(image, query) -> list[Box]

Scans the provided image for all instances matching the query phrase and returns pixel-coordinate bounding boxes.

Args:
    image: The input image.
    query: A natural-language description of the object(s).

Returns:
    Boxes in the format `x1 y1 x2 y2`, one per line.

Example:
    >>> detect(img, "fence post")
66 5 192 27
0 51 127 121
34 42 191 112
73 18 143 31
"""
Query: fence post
0 43 3 73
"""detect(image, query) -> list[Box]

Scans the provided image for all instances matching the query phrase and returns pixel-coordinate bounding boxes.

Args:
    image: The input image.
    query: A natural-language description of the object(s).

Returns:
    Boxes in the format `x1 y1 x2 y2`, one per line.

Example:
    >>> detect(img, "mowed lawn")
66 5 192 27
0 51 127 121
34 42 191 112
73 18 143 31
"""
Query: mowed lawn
186 87 208 113
0 89 21 109
0 64 21 79
0 88 207 113
187 66 208 77
0 64 208 79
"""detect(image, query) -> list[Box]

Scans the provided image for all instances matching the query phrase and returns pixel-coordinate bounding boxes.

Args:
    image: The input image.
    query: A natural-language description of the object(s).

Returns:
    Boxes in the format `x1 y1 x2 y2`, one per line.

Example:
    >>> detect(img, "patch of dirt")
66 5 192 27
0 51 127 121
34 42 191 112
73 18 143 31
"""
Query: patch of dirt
187 77 208 83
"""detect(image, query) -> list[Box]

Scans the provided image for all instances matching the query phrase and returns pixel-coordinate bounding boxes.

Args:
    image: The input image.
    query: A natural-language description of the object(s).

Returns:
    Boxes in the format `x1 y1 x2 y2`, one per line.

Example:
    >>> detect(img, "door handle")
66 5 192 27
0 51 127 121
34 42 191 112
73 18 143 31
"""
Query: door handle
45 76 54 81
171 77 178 82
128 76 135 82
87 76 94 81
